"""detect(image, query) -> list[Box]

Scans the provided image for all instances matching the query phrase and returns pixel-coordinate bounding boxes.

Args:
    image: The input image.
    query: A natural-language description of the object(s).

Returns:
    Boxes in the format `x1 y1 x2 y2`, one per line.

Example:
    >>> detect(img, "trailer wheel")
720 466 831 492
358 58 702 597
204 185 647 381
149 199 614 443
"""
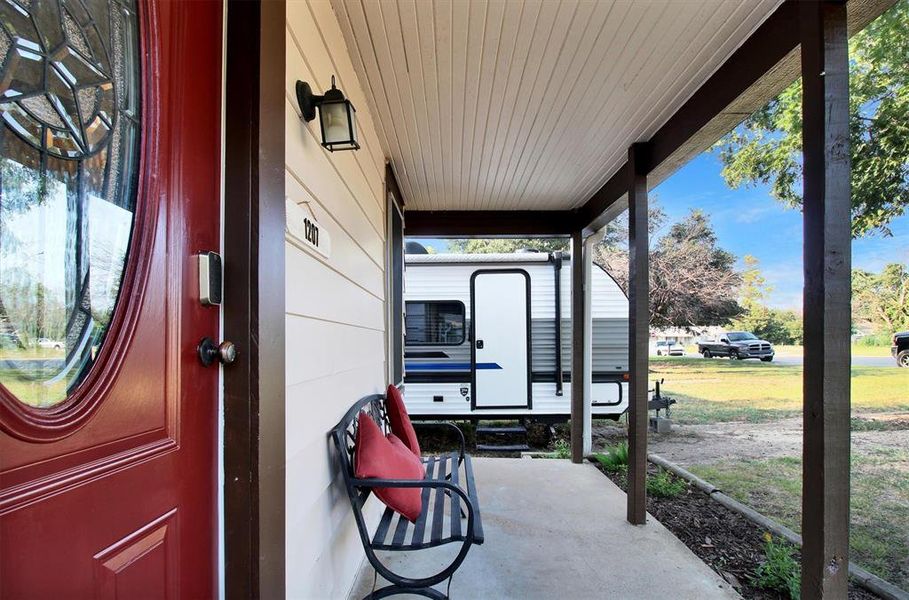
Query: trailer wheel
702 350 712 359
898 350 909 368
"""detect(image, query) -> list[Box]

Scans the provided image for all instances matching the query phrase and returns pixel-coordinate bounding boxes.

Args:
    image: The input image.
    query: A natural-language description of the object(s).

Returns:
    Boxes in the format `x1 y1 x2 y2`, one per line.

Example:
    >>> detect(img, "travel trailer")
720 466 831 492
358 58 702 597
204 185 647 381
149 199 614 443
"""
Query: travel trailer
402 247 629 420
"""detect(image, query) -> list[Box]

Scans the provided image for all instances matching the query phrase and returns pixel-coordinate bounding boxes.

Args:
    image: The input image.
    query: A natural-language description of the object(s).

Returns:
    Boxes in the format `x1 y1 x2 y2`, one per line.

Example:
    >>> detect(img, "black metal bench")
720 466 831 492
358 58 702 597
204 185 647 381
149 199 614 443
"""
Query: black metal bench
331 394 485 599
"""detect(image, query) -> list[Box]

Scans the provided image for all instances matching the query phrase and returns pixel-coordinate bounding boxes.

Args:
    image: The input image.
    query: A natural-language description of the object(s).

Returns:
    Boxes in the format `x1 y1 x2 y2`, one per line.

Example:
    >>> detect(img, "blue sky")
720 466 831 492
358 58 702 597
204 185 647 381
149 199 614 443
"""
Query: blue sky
412 152 909 310
653 153 909 309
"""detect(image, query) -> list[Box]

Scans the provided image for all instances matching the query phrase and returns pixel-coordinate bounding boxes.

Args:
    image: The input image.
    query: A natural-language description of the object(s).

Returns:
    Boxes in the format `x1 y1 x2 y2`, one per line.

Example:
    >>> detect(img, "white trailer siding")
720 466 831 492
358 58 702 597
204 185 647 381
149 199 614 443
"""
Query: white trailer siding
403 253 628 418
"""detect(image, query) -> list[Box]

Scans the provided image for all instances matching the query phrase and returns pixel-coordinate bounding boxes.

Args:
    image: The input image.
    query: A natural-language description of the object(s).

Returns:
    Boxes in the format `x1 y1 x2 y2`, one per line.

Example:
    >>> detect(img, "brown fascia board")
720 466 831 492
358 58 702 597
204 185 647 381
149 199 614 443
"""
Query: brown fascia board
579 0 896 235
404 210 576 238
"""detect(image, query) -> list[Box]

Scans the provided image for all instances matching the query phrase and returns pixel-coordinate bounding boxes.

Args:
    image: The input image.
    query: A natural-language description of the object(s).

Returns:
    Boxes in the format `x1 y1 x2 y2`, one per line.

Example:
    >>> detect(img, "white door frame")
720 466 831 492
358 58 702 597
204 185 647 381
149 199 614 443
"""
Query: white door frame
470 269 532 410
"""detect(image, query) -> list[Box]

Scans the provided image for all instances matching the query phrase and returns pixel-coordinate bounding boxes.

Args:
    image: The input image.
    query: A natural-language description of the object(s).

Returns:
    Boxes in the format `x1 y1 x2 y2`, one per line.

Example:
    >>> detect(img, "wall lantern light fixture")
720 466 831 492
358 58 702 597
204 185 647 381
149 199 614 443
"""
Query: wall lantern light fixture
295 76 360 152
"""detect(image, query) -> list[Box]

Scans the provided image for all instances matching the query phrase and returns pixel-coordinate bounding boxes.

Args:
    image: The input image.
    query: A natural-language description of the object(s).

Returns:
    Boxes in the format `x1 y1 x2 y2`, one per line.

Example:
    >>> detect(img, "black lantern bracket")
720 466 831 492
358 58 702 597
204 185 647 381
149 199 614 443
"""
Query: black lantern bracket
296 75 346 122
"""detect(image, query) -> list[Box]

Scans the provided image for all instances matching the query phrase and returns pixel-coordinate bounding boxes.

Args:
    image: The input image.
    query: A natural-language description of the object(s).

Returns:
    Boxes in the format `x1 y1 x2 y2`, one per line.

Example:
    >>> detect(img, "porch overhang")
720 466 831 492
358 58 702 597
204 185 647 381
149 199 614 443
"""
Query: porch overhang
333 0 896 596
387 0 893 238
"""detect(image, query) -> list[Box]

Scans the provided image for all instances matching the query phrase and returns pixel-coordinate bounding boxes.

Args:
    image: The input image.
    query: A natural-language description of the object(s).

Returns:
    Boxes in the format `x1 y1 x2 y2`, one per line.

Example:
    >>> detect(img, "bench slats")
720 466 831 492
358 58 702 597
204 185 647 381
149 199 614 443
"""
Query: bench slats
368 452 482 551
450 455 462 539
392 512 410 546
410 456 435 545
430 456 448 543
373 502 395 546
463 455 485 543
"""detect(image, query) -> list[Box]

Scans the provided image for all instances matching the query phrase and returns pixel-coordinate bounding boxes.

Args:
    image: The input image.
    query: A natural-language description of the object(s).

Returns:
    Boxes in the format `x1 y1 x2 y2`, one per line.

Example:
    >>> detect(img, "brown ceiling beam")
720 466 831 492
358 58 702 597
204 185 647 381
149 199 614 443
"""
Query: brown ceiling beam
578 0 894 234
404 210 576 238
647 2 799 175
578 0 800 233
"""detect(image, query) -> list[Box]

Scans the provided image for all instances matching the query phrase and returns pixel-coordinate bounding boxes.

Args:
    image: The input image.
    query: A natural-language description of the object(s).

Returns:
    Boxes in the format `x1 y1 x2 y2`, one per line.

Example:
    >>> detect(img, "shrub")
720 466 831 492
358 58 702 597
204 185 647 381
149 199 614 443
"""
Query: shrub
647 469 686 498
549 438 571 459
593 442 629 473
752 533 801 599
854 332 893 347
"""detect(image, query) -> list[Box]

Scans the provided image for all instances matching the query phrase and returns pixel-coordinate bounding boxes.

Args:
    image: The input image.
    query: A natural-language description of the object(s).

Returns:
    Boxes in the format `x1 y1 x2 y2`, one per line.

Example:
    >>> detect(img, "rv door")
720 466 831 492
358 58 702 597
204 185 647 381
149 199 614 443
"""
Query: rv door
471 270 531 409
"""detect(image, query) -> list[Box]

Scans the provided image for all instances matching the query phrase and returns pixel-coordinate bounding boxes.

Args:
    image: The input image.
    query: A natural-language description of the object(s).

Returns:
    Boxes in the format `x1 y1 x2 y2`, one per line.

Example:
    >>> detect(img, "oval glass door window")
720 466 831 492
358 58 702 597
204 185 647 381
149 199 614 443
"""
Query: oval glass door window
0 0 141 408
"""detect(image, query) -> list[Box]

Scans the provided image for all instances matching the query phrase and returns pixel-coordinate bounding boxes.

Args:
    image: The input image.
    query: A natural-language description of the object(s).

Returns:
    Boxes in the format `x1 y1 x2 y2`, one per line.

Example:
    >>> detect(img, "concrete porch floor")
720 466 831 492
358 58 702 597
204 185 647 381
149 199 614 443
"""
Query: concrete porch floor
349 457 739 599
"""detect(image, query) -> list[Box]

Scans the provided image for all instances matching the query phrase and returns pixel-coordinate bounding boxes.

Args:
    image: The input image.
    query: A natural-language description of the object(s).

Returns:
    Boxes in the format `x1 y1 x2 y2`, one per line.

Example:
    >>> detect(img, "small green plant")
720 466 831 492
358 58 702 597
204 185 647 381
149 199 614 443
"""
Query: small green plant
753 533 801 599
646 468 686 498
548 438 571 459
593 441 629 473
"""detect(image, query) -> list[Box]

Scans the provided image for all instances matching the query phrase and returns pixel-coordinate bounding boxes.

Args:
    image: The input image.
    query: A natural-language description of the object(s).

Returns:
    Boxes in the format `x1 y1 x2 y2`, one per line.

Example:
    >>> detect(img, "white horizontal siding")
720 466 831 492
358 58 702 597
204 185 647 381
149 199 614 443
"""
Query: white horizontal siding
404 261 627 320
285 2 389 598
403 382 628 417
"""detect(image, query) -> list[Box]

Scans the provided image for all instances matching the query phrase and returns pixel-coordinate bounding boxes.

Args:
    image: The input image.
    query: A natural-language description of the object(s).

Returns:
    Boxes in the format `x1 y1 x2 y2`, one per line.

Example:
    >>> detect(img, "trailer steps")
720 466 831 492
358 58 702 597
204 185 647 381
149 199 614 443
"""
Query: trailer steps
476 443 531 452
475 426 526 435
474 421 529 452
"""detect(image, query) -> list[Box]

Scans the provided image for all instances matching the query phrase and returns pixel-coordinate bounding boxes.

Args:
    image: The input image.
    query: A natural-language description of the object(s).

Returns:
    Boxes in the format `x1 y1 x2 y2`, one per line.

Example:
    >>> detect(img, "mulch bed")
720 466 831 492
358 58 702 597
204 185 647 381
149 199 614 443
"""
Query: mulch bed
593 462 879 600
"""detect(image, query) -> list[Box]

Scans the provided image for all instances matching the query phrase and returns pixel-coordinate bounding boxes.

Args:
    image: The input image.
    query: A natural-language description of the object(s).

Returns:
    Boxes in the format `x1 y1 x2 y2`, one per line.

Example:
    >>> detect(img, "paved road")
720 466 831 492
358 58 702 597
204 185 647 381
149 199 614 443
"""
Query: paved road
773 354 896 368
656 354 898 368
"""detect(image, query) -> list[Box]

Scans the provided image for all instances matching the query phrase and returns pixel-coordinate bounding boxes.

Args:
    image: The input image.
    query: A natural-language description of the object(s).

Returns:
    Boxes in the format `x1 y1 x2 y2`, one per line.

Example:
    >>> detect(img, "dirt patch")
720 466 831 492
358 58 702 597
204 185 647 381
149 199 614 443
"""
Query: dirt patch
590 412 909 468
595 463 879 600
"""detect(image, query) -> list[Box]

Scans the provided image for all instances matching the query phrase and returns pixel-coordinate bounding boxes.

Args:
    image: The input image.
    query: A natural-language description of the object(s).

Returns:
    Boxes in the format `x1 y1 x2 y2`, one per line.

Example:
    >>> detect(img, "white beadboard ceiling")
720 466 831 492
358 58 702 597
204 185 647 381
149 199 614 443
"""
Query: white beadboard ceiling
330 0 781 211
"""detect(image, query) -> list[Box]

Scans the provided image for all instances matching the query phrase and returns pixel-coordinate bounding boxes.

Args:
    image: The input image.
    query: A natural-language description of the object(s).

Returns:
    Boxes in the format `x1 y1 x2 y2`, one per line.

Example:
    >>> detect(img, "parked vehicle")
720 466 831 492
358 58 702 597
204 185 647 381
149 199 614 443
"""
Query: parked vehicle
402 249 629 420
893 332 909 367
697 331 774 361
37 338 63 350
653 340 684 356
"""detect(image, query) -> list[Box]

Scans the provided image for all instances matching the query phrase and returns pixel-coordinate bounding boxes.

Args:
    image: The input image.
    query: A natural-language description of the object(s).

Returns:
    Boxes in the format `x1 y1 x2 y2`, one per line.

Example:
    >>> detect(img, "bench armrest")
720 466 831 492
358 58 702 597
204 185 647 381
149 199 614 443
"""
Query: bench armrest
351 477 476 540
412 422 466 461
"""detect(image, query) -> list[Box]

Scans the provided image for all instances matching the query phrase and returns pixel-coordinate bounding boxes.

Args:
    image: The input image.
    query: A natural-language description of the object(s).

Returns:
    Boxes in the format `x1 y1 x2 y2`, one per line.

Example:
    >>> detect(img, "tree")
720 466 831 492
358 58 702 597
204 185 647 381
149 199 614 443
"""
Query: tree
738 255 771 310
714 0 909 237
441 207 743 329
447 238 568 254
730 255 803 344
852 263 909 332
595 209 743 328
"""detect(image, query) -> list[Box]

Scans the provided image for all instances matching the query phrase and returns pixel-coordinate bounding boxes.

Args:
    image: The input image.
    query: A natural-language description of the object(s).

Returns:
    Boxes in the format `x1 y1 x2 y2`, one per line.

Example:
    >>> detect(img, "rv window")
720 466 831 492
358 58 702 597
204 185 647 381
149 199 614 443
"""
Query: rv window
405 301 465 346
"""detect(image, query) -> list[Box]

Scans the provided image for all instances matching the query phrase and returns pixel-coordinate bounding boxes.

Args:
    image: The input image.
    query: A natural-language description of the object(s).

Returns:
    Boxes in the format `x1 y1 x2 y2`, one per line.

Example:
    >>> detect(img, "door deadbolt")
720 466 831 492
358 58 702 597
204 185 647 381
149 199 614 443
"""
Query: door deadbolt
198 337 237 367
476 339 484 349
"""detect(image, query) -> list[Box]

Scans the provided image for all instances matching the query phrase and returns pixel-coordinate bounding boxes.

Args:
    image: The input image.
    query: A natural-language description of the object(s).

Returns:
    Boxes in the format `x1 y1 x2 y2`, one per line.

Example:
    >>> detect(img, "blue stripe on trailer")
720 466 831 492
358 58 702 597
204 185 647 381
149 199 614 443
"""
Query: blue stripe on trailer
405 362 502 371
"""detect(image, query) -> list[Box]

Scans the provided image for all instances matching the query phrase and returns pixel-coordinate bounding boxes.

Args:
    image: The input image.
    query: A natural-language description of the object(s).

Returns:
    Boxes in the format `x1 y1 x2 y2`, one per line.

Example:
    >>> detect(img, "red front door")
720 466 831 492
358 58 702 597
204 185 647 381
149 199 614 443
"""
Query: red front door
0 1 222 597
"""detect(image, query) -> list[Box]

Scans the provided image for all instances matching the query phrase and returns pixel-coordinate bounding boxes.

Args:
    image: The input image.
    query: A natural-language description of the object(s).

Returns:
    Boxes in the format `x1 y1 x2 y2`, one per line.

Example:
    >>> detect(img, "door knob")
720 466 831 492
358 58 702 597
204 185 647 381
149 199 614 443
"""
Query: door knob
198 337 237 366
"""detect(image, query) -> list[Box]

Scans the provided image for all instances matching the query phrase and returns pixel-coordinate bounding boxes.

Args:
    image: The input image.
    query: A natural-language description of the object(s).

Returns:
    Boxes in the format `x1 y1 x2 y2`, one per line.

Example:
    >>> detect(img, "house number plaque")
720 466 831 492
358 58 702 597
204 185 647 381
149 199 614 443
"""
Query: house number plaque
286 198 332 259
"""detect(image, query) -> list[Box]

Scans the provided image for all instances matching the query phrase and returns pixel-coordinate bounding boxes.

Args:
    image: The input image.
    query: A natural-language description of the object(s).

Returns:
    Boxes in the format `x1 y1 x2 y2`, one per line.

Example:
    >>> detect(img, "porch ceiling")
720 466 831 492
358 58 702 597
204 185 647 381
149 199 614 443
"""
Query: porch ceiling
330 0 781 211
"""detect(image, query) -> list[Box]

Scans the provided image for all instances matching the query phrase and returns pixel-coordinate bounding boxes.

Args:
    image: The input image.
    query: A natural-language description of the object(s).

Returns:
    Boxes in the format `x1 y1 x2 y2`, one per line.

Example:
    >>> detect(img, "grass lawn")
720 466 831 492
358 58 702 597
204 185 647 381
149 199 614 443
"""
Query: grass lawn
0 346 65 360
651 357 908 424
648 356 909 589
688 449 909 590
0 368 68 407
0 348 68 407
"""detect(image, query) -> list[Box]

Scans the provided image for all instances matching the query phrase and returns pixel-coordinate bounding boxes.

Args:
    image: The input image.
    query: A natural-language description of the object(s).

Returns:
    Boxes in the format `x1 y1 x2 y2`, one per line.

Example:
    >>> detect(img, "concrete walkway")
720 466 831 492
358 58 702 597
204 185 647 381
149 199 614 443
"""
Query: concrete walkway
349 457 739 599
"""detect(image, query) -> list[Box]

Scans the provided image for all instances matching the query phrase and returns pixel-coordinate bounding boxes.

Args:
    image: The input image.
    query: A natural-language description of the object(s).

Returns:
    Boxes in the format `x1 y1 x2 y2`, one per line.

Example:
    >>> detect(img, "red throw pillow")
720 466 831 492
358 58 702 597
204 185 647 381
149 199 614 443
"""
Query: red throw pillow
354 412 424 522
385 384 421 457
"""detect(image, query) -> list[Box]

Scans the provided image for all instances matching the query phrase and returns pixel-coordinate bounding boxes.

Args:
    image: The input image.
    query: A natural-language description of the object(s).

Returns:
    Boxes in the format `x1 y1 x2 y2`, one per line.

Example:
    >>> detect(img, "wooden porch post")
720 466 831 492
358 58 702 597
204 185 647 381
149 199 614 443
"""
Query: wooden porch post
800 2 851 597
570 231 585 464
626 143 650 525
